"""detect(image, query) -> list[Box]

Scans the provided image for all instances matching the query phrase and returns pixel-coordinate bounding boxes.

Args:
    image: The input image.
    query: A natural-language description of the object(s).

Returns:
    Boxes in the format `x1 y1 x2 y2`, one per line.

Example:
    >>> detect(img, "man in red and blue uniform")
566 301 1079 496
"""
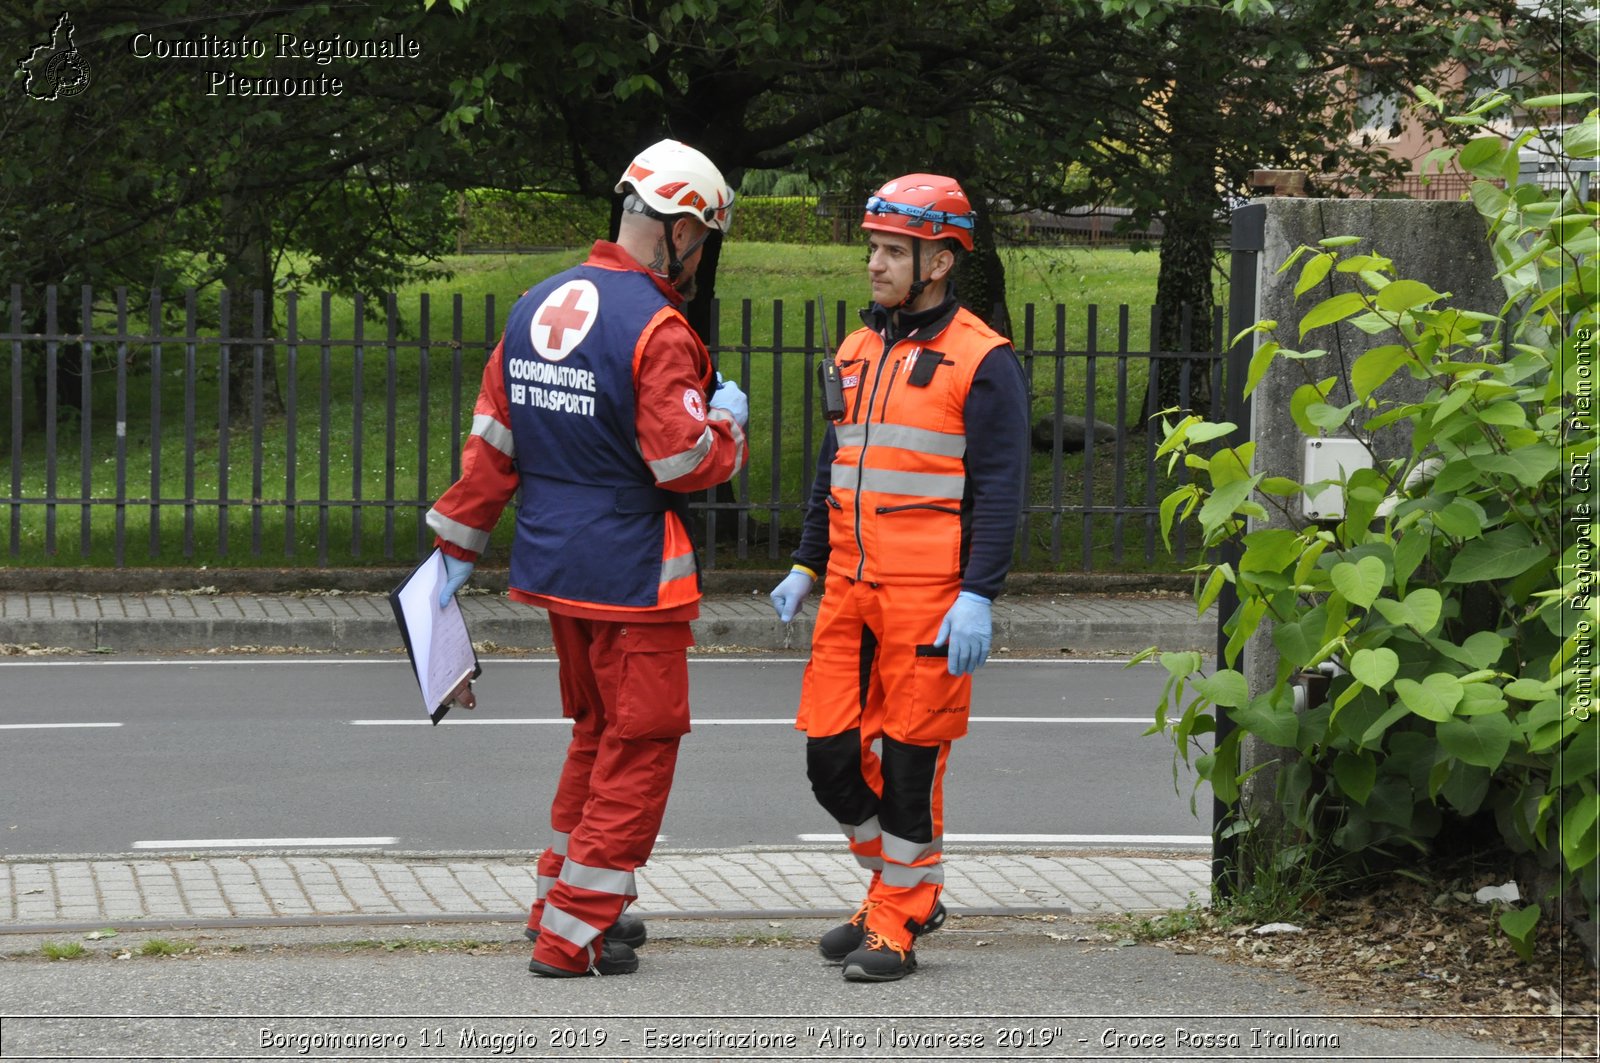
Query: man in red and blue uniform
426 140 745 977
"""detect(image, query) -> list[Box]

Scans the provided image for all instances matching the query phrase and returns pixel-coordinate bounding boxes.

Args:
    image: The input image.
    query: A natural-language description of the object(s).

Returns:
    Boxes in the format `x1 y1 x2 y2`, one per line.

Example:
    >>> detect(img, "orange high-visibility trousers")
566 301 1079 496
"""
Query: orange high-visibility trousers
796 573 969 947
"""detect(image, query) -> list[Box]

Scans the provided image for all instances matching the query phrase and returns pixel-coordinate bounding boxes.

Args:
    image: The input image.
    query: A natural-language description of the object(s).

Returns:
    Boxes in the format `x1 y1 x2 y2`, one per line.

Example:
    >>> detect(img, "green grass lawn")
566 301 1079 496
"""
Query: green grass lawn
1 242 1213 570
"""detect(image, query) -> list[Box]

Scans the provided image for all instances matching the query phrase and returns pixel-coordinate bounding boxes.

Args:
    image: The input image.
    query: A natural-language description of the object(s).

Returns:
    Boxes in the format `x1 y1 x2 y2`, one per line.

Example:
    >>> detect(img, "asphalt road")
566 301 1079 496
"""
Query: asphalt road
0 656 1212 856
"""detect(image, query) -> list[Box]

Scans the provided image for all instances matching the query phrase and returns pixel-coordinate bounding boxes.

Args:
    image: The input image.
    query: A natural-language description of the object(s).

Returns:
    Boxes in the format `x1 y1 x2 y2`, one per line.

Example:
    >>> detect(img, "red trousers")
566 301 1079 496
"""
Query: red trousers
527 612 692 972
796 574 969 948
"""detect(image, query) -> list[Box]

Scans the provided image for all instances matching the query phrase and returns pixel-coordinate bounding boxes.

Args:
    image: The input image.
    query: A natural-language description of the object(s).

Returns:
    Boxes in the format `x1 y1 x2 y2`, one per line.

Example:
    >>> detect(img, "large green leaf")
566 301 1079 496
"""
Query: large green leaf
1239 528 1303 574
1445 539 1550 583
1433 497 1488 539
1375 588 1443 632
1198 476 1261 538
1360 699 1412 748
1561 793 1600 870
1331 556 1386 607
1350 646 1400 688
1299 291 1368 338
1437 712 1518 769
1272 606 1328 670
1295 252 1335 296
1564 112 1600 158
1440 763 1490 815
1331 750 1377 804
1375 279 1444 312
1393 531 1428 590
1453 682 1509 717
1230 691 1299 748
1396 673 1463 721
1366 777 1419 829
1193 669 1249 708
1477 444 1560 487
1351 344 1412 401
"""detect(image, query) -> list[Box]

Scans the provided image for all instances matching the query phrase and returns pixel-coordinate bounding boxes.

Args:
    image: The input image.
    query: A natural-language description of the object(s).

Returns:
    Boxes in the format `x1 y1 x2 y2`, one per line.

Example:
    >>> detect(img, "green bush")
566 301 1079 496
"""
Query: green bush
1143 91 1599 948
456 191 840 249
459 190 608 250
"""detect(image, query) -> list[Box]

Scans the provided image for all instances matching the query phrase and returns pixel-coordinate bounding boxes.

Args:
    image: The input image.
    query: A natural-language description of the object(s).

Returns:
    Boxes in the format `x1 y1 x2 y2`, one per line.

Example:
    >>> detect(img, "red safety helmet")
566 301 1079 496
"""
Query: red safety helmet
860 174 975 252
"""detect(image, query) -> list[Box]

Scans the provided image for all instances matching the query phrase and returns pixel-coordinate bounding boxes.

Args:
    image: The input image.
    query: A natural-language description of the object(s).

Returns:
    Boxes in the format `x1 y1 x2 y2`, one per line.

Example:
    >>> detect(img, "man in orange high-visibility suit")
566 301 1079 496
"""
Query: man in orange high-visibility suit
428 139 747 978
770 173 1030 982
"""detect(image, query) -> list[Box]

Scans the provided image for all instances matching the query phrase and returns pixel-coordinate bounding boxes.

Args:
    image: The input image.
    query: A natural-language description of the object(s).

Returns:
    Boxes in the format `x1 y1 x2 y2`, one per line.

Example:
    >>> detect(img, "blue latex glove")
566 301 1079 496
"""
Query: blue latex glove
769 567 815 623
934 591 992 676
709 377 749 428
439 554 475 608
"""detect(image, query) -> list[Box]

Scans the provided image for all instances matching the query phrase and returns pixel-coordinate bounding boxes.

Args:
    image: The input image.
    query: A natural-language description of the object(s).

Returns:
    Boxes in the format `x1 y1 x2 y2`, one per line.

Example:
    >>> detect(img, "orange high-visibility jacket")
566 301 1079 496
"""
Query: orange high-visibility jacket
826 307 1007 585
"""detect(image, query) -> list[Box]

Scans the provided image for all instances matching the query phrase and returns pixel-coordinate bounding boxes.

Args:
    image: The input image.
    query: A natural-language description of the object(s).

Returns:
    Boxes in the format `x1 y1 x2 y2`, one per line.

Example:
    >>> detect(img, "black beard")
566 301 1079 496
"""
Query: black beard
674 274 698 302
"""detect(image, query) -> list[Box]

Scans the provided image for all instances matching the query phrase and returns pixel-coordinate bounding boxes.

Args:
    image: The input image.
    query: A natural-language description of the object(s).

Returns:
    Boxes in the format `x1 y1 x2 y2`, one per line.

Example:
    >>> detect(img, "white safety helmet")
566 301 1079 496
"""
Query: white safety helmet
615 139 735 234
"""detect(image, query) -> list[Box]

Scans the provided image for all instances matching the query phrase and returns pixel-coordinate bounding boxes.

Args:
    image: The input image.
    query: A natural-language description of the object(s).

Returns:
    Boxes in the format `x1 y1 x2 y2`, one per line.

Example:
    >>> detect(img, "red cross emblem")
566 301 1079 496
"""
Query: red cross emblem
530 280 599 361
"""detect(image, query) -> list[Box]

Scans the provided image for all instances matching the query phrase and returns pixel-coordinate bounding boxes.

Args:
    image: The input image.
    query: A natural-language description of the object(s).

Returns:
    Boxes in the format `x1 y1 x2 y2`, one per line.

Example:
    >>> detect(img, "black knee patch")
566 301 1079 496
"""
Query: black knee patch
806 729 878 826
878 736 940 845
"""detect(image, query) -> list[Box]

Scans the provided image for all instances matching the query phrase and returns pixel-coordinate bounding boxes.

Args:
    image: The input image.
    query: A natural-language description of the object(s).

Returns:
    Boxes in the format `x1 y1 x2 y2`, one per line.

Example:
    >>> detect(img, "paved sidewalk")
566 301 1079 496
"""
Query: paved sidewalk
0 849 1211 934
0 589 1214 655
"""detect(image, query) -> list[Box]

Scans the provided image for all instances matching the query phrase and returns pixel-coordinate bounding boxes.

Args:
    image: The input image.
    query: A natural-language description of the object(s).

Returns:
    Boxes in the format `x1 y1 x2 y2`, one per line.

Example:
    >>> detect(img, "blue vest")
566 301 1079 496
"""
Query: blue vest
502 265 693 607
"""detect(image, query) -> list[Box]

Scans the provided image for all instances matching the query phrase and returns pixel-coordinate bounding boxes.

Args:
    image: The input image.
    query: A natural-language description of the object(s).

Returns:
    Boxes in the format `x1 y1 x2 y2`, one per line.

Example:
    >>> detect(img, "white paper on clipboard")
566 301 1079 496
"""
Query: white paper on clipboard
390 548 479 723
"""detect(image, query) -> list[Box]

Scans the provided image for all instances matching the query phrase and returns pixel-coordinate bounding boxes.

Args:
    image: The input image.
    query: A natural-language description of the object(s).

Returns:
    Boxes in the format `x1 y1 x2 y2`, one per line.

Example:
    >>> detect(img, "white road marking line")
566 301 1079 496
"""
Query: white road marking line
0 655 1148 667
0 722 122 729
349 716 1150 726
131 837 397 850
349 719 569 726
797 833 1212 846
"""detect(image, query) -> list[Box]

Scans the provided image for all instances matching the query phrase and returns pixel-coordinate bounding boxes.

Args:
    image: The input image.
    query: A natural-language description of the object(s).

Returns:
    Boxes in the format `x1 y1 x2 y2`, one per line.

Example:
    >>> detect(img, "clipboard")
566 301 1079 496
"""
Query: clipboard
389 548 482 724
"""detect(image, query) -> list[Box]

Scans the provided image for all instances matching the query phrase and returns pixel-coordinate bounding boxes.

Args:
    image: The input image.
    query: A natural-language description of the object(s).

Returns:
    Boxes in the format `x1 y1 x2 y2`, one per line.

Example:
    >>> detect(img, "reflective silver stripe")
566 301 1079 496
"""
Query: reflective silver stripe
843 816 881 844
852 853 886 871
707 408 746 465
830 464 965 501
536 874 558 899
470 412 515 457
836 422 964 458
425 508 491 553
551 831 570 856
649 425 713 482
881 861 944 888
882 831 942 866
660 550 697 585
539 904 601 949
559 858 637 897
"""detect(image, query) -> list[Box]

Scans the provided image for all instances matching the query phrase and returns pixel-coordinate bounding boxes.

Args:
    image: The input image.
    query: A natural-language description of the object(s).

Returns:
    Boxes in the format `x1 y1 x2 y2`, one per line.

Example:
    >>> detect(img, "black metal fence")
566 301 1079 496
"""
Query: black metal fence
1 285 1224 571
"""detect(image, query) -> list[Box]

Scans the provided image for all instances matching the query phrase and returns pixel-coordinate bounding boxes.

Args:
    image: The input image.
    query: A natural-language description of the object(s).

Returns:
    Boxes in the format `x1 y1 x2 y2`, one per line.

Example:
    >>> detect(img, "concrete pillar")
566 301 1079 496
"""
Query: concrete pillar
1236 199 1503 844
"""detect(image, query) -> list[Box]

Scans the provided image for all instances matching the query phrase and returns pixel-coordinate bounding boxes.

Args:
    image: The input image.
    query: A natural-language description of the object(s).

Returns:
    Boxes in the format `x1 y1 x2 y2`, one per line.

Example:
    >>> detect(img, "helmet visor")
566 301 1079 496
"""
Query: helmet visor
703 191 735 233
863 195 974 237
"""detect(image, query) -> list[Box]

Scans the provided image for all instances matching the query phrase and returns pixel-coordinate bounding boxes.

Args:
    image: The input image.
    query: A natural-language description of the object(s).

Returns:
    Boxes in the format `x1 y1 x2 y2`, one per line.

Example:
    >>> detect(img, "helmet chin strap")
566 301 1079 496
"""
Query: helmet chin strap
661 220 713 283
897 246 930 309
662 219 685 281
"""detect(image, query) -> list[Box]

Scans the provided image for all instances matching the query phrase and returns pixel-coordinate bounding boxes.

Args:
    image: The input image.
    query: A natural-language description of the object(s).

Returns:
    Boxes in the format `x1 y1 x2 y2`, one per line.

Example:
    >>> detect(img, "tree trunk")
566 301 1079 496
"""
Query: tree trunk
219 188 284 424
1146 63 1219 421
953 204 1012 337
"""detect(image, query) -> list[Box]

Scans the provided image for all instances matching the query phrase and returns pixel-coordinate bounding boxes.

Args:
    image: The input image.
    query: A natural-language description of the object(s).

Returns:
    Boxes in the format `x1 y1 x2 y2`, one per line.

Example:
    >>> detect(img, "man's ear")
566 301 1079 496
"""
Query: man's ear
674 216 704 247
926 246 955 282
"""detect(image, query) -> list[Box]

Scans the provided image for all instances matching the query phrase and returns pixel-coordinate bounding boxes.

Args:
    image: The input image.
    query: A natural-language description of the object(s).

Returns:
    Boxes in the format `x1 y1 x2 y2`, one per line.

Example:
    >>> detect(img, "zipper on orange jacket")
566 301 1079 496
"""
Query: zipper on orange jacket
853 331 900 581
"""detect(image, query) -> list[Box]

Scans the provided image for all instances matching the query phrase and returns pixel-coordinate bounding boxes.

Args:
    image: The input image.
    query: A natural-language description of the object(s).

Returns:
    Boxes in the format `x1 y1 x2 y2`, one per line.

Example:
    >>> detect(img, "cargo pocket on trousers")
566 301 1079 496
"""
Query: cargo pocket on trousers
614 622 695 740
903 655 971 743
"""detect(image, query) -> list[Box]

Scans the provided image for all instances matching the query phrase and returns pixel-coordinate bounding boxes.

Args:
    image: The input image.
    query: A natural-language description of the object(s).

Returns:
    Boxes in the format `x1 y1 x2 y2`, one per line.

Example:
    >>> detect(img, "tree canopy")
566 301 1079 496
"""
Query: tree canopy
5 0 1592 363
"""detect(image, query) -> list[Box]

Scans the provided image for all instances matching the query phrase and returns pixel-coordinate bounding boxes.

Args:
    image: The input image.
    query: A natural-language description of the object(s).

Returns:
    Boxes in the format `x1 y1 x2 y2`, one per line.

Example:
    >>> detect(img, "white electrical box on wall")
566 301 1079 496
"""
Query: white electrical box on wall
1302 437 1373 521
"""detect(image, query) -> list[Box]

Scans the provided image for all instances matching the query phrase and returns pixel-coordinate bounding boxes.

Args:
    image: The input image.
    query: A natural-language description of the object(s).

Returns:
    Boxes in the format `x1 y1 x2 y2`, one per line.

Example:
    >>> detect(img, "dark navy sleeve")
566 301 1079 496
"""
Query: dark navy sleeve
960 344 1030 599
790 426 836 575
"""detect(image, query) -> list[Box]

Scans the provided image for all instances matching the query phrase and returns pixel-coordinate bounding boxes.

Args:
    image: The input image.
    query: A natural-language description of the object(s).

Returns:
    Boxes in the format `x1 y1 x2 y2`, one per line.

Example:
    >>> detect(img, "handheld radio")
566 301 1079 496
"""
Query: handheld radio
817 295 846 422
